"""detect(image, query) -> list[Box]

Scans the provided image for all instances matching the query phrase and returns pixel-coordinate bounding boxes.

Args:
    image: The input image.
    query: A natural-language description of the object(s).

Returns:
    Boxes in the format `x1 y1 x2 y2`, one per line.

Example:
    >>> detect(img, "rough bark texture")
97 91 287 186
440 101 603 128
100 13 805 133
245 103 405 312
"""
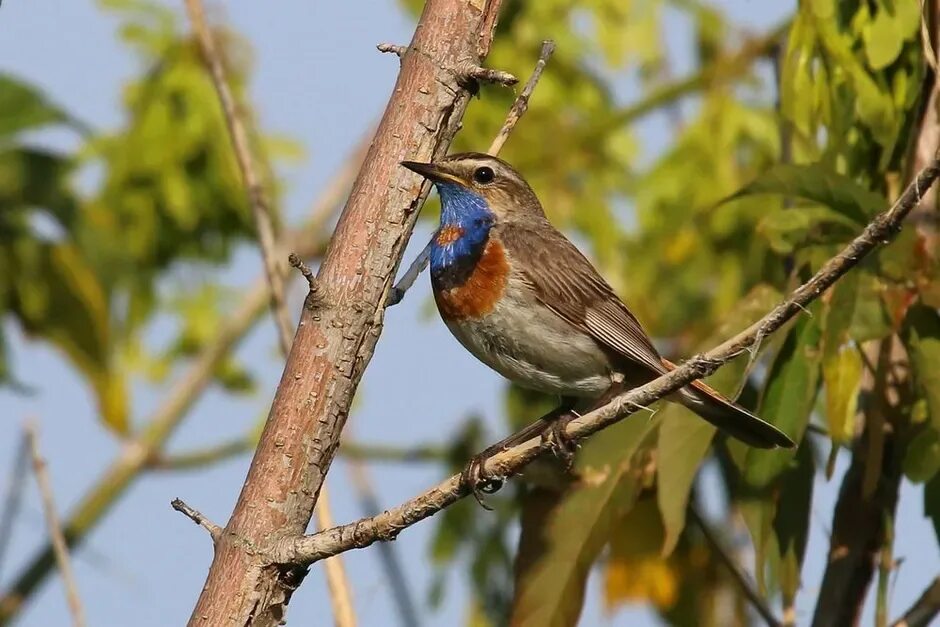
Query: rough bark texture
187 1 502 624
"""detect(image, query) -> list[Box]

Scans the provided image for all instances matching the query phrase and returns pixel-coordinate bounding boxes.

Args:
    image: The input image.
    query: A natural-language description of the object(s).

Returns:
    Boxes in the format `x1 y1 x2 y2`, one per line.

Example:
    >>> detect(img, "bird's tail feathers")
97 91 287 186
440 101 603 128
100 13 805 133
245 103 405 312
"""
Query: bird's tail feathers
660 358 795 449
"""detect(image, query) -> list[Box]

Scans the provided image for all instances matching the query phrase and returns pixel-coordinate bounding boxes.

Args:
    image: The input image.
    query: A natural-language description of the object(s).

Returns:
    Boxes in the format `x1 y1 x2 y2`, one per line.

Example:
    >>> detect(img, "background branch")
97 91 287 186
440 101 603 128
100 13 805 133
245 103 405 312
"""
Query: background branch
689 507 781 627
25 420 86 627
891 577 940 627
276 155 940 566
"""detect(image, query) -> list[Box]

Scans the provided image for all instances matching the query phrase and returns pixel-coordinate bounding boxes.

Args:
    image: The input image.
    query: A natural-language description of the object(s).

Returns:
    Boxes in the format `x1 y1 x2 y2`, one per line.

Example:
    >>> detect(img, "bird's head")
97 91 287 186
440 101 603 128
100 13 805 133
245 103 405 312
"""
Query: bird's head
401 152 545 226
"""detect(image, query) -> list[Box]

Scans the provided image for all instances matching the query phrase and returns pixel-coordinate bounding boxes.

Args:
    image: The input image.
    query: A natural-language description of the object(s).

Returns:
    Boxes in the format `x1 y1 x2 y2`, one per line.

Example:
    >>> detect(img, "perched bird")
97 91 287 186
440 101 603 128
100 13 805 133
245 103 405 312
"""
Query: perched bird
401 153 795 467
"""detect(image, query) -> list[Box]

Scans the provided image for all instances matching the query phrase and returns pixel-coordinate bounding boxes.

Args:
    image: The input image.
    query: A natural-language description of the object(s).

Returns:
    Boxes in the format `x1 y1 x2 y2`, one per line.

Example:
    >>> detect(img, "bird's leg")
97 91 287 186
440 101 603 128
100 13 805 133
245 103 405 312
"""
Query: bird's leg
542 386 622 468
386 238 433 306
460 401 577 508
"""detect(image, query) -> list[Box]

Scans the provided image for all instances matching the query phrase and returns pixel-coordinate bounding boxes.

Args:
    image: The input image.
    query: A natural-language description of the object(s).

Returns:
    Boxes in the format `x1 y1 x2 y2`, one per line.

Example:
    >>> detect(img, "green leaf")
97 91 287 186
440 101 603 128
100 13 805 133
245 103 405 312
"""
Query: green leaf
509 418 657 627
903 305 940 430
0 74 75 137
904 428 940 483
822 348 862 444
656 410 714 557
773 443 815 604
722 164 885 224
6 242 127 433
740 309 823 487
657 284 782 556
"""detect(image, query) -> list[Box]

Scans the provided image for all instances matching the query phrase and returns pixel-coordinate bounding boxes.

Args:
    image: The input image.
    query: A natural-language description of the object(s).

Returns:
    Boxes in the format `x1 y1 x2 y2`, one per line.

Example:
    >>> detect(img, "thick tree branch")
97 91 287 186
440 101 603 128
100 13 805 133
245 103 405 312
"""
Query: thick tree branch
25 420 86 627
187 1 508 624
184 3 358 621
274 155 940 566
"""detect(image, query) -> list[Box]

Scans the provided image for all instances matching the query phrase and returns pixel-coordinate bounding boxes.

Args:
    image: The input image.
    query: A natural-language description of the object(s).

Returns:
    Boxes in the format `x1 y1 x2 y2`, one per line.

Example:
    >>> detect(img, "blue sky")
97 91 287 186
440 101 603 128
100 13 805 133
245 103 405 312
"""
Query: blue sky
0 1 937 626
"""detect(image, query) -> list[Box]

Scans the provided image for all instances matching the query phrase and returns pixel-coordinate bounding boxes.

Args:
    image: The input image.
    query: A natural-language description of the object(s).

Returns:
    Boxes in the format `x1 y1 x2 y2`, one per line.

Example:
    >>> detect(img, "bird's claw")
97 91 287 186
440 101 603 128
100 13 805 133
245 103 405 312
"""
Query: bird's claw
460 454 504 509
540 413 578 470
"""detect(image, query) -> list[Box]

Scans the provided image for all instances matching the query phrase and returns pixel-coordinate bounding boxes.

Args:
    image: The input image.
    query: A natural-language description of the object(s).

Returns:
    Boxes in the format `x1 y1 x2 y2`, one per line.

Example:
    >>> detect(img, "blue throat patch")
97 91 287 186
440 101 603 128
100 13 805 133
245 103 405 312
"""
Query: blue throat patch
429 182 495 279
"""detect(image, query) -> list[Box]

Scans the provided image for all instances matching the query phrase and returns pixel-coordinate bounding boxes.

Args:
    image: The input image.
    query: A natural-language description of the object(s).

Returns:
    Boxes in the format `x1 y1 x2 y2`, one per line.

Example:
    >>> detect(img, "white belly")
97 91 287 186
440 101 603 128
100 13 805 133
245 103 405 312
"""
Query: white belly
441 279 613 397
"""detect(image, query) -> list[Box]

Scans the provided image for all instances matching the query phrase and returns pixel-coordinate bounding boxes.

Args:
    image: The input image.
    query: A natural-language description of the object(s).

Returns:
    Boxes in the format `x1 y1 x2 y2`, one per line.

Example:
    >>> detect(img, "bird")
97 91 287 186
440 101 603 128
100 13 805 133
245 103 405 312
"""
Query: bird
401 152 795 480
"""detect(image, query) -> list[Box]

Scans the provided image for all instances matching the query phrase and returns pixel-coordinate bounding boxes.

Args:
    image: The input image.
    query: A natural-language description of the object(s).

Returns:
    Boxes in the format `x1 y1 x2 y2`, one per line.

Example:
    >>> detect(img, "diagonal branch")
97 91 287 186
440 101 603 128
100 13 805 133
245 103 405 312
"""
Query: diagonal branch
25 419 86 627
891 576 940 627
183 1 357 623
184 0 293 355
689 506 780 627
274 154 940 566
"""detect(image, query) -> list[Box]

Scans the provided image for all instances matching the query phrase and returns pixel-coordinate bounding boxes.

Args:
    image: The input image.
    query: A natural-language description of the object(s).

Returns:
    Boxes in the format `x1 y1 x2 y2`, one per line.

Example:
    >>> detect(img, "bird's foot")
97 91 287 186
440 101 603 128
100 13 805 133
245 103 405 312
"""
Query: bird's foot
541 411 579 470
460 451 505 510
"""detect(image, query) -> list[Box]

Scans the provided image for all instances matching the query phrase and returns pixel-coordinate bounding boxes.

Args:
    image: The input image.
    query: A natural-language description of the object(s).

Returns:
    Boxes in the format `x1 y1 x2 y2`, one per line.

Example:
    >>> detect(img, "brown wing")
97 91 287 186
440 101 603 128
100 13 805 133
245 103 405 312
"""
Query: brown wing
498 221 668 376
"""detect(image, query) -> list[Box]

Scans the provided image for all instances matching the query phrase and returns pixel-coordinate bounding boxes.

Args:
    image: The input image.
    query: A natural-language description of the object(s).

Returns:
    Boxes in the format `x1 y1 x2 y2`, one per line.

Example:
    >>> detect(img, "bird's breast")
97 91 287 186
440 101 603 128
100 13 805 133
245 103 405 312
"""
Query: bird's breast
432 238 509 320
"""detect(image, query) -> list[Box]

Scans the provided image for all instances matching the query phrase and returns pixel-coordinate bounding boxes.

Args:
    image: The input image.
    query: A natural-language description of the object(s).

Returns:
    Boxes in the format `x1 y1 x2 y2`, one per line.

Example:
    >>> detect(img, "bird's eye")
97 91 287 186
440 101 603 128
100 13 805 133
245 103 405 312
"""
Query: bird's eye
472 166 495 184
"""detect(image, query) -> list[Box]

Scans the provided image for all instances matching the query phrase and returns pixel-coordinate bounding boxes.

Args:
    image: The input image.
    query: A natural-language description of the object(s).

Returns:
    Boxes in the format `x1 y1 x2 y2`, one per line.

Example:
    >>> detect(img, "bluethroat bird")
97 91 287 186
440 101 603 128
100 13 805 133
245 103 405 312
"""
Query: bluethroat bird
401 153 795 489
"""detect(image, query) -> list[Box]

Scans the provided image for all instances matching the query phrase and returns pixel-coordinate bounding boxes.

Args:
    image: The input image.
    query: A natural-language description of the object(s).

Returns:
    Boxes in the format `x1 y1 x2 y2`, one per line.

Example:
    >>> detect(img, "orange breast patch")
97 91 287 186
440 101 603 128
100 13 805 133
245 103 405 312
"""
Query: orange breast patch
435 239 509 320
436 225 465 246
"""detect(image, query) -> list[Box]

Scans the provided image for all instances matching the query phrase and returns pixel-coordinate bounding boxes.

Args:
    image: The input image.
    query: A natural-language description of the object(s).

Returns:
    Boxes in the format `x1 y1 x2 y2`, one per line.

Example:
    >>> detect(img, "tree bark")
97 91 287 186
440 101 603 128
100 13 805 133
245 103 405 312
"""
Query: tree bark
187 1 503 624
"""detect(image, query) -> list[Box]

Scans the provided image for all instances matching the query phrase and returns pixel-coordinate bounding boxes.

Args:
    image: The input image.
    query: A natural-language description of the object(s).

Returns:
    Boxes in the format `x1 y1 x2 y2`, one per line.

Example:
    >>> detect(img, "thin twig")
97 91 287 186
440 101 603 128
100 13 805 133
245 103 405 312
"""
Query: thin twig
25 420 86 627
184 2 357 622
274 155 940 566
0 432 29 582
389 41 555 305
487 40 555 155
170 498 222 542
689 507 781 627
891 576 940 627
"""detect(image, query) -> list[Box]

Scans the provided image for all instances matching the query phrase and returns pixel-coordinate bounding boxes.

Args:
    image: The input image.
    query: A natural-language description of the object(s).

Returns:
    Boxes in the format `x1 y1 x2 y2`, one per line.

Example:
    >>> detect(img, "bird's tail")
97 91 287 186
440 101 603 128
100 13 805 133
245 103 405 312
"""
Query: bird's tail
660 358 795 449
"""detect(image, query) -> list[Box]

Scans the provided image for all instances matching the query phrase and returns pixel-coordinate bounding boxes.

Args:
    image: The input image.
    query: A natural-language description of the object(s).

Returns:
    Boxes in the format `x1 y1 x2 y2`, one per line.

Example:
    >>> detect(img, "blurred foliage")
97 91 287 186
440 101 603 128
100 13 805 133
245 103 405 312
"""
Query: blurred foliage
5 0 940 625
0 0 281 432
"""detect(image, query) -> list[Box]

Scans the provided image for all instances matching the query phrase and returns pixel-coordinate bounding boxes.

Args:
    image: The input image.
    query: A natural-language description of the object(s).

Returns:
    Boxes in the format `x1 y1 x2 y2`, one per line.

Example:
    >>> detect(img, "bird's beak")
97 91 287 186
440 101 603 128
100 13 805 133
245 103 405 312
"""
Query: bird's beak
400 161 464 186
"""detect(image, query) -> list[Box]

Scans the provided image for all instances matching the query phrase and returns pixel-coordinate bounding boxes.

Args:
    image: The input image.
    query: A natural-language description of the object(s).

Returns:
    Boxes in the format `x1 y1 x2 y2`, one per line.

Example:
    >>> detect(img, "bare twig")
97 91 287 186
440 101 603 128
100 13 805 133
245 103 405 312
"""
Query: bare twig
891 576 940 627
171 498 222 542
377 42 407 57
390 41 555 305
25 420 86 627
689 507 781 627
0 432 29 582
454 60 518 87
184 2 357 622
274 155 940 566
487 40 555 155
